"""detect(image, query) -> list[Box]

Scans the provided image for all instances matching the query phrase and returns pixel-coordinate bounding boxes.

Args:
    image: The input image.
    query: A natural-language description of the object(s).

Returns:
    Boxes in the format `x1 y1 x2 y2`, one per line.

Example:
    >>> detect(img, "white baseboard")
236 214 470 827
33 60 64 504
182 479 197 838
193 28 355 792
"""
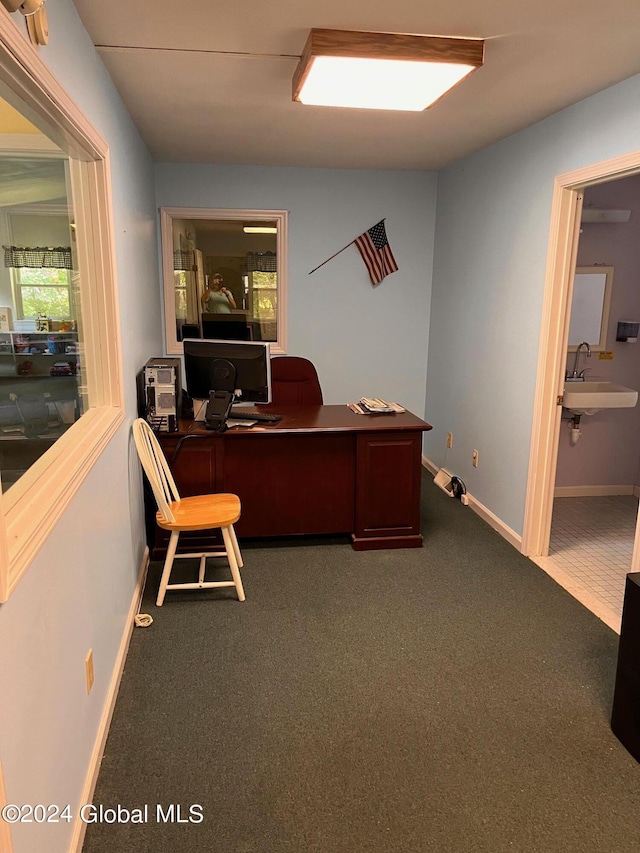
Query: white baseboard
554 484 636 498
422 456 522 551
69 546 150 853
467 494 522 550
422 455 438 475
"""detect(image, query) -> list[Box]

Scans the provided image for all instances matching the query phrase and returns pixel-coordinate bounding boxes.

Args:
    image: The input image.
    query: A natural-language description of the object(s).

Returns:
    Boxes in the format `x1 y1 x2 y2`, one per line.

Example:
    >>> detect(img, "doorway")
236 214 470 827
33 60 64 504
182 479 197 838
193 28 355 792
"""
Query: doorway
523 151 640 632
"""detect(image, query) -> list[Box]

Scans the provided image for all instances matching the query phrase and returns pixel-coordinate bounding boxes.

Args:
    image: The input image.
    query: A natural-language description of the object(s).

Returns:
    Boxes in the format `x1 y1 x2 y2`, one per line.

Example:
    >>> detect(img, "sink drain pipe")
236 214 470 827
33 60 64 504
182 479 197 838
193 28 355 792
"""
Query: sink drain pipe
569 413 582 445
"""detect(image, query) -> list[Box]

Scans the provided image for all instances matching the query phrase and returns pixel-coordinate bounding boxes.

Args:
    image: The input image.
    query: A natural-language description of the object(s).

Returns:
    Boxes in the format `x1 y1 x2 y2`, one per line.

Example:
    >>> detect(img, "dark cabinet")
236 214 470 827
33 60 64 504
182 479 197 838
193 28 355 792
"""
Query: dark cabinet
354 431 423 549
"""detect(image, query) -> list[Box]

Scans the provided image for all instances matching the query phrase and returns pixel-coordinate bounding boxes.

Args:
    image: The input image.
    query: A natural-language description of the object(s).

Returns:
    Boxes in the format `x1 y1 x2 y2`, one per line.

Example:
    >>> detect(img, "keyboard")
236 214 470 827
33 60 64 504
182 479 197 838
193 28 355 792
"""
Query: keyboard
229 409 282 423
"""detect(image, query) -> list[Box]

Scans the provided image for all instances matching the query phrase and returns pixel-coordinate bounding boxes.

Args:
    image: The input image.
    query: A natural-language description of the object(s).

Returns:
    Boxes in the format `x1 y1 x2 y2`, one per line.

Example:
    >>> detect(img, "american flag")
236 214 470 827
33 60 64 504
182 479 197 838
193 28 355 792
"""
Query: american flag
353 220 398 285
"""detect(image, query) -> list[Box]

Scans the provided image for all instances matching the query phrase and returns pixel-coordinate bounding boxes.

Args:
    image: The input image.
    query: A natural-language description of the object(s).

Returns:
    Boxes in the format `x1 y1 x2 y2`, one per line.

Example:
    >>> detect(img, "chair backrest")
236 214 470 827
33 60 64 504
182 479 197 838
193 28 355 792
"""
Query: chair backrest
270 356 323 405
132 418 180 523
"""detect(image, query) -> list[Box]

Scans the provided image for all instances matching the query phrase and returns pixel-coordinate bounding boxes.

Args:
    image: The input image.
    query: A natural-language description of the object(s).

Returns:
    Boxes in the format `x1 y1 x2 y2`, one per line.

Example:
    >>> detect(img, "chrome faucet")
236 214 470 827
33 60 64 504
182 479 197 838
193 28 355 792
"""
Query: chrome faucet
568 341 591 380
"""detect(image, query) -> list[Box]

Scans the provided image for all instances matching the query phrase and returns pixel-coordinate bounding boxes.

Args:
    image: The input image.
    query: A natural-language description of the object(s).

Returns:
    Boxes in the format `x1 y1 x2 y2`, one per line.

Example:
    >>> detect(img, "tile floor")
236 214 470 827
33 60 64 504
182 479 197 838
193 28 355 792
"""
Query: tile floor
534 495 638 633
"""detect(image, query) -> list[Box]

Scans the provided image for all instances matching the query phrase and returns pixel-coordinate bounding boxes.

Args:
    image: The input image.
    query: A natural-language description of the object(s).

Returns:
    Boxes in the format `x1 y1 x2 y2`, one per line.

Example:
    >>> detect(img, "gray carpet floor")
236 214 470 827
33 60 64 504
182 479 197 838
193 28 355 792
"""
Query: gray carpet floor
83 474 640 853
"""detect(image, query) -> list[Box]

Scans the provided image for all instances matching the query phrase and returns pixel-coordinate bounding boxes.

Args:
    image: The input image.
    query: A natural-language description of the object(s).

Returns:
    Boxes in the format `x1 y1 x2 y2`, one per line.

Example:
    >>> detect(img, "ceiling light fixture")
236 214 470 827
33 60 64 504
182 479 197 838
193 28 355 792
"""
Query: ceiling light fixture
293 29 484 112
243 226 277 234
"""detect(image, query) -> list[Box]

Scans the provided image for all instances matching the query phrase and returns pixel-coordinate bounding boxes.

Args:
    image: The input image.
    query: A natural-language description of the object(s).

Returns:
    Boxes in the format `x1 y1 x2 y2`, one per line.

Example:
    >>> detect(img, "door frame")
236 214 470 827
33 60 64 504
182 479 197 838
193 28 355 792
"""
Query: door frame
522 149 640 560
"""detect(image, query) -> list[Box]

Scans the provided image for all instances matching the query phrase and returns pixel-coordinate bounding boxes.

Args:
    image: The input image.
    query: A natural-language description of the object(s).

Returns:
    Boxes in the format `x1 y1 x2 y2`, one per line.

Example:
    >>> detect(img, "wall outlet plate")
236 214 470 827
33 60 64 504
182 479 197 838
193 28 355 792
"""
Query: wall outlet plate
472 449 479 467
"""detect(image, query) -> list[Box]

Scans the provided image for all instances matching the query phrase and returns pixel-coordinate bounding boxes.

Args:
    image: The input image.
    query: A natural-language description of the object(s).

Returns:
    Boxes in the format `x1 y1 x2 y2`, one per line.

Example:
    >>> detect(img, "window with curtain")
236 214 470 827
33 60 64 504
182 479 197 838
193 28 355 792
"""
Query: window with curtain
4 244 74 319
11 267 72 318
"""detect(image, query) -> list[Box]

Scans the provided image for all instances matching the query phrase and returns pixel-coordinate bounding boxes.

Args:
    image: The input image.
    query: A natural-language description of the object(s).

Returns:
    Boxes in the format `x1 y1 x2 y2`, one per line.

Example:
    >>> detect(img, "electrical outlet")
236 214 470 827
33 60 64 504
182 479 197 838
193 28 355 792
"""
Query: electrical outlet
472 449 479 468
85 649 94 694
446 432 453 448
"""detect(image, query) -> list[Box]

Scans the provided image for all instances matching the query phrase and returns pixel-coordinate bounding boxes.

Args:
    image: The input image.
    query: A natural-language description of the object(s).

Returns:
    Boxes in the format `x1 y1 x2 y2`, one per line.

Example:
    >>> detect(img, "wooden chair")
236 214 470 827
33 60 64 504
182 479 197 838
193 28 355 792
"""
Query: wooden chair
270 356 323 405
132 418 245 606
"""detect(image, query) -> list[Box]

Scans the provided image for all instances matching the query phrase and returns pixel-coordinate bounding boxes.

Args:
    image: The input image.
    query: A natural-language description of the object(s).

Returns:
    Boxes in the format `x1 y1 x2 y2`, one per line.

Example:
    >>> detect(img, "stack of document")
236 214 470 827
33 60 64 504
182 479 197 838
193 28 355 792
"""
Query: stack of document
348 398 406 415
360 397 395 413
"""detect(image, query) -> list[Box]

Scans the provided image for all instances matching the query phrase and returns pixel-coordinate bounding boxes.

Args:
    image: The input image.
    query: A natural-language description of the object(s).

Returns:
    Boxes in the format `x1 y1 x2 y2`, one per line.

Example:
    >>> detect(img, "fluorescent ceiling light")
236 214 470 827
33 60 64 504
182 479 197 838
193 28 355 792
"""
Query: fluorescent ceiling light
293 29 484 112
299 57 477 111
243 226 277 234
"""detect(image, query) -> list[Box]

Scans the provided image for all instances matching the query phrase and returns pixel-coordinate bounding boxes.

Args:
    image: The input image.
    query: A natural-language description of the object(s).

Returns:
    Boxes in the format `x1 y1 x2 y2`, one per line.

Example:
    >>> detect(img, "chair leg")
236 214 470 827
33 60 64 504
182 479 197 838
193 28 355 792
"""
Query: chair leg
221 525 245 601
228 523 243 568
157 530 179 606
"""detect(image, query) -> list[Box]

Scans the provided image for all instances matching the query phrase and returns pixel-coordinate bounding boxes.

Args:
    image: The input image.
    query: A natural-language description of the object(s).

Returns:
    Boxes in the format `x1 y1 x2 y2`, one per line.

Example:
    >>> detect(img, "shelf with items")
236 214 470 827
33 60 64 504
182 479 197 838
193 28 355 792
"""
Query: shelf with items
0 329 77 344
0 330 79 378
0 328 82 439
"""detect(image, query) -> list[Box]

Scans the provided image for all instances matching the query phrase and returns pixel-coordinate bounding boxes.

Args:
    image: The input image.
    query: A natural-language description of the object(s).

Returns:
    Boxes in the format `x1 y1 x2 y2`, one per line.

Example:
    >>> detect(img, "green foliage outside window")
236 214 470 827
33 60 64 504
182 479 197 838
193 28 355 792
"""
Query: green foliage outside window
251 272 277 321
174 271 187 318
17 268 71 318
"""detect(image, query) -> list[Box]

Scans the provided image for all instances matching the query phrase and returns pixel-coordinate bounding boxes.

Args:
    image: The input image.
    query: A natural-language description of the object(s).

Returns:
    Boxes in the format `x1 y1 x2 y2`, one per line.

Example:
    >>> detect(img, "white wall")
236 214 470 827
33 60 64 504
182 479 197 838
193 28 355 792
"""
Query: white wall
155 164 437 416
424 73 640 536
9 213 71 246
0 4 162 853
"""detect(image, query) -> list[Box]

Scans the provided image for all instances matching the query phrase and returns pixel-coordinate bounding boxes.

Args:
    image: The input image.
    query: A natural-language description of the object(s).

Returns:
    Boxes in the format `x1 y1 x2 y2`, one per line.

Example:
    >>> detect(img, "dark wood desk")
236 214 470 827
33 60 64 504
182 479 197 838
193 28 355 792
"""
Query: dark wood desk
153 405 432 556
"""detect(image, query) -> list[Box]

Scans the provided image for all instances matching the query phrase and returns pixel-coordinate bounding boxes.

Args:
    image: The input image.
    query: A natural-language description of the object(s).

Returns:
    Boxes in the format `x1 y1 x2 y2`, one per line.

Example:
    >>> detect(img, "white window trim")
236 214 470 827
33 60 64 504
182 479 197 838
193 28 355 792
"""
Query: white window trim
0 11 124 601
160 207 288 356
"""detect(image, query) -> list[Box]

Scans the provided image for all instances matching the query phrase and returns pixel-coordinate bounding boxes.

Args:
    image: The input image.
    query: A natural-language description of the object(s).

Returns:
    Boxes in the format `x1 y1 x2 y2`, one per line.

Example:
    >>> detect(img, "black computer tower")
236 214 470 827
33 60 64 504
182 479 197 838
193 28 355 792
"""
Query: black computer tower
611 573 640 762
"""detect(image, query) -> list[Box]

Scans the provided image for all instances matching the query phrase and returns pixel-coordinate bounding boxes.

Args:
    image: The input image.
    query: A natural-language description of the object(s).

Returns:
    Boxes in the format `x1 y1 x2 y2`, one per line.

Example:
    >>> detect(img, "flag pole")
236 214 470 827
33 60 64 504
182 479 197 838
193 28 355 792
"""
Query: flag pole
308 240 355 275
308 220 386 275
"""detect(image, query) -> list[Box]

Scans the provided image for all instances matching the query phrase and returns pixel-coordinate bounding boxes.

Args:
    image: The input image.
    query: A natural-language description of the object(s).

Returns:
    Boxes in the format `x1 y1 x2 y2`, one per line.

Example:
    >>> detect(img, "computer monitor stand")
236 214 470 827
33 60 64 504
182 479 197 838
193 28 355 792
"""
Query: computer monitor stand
204 389 233 431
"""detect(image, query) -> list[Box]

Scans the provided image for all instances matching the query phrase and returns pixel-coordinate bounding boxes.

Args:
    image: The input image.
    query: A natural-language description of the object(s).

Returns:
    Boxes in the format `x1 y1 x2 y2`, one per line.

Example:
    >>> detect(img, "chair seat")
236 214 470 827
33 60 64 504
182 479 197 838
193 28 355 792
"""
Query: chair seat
156 493 241 532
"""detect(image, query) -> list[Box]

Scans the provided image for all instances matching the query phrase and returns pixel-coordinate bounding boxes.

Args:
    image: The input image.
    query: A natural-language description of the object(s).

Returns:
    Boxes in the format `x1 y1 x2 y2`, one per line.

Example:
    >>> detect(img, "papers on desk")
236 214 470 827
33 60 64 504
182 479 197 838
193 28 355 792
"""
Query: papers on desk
348 399 406 415
226 418 258 428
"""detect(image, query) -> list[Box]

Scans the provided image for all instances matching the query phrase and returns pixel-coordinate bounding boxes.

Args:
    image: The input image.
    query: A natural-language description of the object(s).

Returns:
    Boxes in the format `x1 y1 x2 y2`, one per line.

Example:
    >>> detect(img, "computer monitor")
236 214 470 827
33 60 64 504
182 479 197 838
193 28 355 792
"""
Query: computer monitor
183 339 272 406
201 314 252 341
179 322 201 341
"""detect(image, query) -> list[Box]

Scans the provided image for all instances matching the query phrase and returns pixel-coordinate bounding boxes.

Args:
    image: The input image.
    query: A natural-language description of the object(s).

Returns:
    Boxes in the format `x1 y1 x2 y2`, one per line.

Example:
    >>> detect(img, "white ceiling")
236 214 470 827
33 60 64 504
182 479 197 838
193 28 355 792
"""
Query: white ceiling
71 0 640 171
0 157 67 207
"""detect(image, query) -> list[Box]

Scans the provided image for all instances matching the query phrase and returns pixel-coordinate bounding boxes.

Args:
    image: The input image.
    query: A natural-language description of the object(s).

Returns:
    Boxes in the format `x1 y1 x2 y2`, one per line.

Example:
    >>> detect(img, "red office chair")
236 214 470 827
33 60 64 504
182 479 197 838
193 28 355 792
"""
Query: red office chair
269 356 323 405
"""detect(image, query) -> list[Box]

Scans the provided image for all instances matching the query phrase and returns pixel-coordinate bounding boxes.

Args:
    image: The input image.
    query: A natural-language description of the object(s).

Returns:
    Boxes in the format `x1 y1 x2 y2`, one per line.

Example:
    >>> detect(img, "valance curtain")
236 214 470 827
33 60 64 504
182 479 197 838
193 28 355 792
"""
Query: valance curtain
244 251 277 273
173 250 195 271
3 245 73 270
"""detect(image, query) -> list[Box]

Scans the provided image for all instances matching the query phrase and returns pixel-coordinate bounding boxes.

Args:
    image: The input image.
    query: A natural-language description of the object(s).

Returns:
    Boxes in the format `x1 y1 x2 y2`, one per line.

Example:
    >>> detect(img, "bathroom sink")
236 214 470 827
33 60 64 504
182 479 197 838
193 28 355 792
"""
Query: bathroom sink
563 381 638 415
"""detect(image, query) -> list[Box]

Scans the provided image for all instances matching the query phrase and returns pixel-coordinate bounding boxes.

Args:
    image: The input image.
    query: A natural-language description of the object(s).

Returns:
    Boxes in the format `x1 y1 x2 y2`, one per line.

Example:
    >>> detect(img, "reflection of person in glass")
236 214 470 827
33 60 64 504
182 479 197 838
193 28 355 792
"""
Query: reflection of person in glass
202 273 236 313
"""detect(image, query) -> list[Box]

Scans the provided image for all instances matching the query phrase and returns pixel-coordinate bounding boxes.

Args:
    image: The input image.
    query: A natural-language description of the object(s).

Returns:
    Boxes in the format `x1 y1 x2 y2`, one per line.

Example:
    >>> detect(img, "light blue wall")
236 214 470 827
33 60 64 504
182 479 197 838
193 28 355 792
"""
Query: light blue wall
155 164 437 415
424 73 640 536
0 4 161 853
